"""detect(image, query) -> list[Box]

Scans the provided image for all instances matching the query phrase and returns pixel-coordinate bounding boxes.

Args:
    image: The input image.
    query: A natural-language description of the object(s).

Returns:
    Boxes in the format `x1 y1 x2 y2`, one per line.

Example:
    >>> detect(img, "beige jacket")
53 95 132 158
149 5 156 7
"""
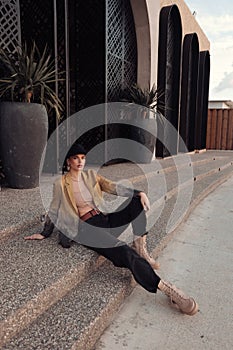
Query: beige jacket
47 169 140 239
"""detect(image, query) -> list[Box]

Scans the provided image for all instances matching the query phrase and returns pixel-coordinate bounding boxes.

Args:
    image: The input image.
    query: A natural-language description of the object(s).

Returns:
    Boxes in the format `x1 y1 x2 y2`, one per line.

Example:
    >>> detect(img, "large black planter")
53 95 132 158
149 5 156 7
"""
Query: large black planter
0 102 48 189
129 121 156 163
104 119 156 164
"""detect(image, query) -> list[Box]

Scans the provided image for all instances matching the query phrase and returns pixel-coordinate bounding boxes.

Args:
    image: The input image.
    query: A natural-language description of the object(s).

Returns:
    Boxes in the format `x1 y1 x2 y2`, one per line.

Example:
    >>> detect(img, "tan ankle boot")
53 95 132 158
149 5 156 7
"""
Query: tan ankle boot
158 280 199 316
132 235 160 270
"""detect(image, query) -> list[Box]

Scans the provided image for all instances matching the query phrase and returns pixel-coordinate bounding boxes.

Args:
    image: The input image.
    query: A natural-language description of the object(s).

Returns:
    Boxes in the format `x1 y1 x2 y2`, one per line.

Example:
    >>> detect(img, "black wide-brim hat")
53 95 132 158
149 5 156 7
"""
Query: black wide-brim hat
62 143 87 173
65 143 87 159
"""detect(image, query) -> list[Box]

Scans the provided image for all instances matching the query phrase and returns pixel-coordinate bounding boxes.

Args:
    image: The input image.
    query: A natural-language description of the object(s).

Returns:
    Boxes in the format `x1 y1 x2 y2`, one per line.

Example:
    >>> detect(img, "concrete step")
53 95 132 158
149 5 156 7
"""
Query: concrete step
0 151 233 349
0 232 106 348
1 150 232 241
1 262 135 350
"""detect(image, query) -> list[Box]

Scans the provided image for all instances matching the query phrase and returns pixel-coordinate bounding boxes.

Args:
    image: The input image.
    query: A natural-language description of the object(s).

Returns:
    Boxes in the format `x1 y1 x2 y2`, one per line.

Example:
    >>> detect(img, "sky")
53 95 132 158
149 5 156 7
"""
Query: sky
185 0 233 101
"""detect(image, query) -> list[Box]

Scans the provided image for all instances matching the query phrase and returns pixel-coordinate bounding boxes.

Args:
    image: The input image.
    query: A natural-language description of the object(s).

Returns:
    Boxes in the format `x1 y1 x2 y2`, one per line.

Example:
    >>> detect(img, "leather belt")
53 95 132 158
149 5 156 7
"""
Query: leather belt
80 209 101 221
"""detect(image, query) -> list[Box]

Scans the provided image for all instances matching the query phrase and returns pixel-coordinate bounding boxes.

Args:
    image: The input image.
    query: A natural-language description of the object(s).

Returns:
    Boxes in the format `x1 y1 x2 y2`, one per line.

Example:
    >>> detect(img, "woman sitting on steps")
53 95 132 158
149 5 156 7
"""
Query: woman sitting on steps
25 143 198 316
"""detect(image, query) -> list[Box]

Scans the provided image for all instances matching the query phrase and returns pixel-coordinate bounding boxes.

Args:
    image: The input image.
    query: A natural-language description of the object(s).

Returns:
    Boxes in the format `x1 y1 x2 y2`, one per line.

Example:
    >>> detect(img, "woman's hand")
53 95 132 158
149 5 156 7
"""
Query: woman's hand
24 233 45 240
139 192 150 211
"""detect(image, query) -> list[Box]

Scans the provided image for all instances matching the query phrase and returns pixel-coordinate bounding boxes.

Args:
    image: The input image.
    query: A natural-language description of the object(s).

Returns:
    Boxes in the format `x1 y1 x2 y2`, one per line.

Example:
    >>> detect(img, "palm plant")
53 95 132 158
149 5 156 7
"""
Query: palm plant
121 83 165 119
0 41 63 119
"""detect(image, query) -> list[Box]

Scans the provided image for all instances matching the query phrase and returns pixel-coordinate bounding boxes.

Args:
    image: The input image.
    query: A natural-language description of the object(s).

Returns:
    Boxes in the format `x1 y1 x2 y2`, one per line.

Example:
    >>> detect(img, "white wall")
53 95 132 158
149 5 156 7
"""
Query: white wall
208 101 231 109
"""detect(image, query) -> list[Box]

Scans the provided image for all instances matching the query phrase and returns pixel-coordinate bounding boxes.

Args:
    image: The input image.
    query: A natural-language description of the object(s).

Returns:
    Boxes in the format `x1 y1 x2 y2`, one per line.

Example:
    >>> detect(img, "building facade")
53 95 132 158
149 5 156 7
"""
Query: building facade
0 0 210 159
208 100 233 109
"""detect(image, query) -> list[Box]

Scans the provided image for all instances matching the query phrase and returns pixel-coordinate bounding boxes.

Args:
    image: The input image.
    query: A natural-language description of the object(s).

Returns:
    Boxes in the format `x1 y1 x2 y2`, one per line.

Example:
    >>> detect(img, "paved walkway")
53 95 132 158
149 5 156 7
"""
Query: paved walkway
95 175 233 350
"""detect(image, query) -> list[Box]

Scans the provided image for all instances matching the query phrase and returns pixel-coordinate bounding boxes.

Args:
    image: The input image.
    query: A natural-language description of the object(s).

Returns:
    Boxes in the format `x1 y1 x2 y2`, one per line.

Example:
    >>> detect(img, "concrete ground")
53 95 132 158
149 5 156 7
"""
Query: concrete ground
95 175 233 350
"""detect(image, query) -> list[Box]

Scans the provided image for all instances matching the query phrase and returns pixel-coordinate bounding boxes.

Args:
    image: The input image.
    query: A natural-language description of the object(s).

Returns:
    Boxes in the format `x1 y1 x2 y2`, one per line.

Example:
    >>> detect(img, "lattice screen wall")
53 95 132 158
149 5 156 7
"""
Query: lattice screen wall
0 0 138 167
106 0 137 152
0 0 21 52
0 0 21 178
75 0 137 161
107 0 137 102
74 0 137 110
74 0 105 112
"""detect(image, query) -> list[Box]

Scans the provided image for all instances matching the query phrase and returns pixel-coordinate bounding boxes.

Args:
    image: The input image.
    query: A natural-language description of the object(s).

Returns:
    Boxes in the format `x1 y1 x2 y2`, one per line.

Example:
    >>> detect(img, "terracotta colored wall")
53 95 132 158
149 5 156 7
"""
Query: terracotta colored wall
130 0 210 88
160 0 210 51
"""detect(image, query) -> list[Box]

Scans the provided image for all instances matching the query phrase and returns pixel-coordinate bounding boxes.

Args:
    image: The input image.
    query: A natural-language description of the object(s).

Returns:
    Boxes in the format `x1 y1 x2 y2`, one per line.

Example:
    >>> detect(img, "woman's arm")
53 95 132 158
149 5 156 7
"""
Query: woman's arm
24 233 45 240
24 214 55 240
96 174 150 211
47 179 62 226
97 174 142 198
138 191 150 211
24 179 61 240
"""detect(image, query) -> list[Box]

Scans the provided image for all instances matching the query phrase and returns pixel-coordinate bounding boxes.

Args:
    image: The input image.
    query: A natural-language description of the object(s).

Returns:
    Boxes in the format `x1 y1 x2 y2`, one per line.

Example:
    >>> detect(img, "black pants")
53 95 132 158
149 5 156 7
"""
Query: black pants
77 197 160 293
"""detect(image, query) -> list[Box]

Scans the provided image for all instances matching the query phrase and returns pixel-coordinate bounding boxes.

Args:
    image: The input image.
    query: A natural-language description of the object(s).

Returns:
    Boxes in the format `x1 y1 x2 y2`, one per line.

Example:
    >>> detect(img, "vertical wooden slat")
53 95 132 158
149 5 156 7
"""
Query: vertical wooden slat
207 108 233 150
206 109 212 149
216 109 223 149
209 110 213 149
210 109 217 149
227 110 233 150
221 109 228 150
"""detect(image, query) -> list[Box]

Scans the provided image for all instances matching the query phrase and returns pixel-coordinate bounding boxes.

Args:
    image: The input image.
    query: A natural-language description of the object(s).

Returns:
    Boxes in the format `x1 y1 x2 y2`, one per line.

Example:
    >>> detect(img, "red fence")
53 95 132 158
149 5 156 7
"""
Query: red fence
206 109 233 150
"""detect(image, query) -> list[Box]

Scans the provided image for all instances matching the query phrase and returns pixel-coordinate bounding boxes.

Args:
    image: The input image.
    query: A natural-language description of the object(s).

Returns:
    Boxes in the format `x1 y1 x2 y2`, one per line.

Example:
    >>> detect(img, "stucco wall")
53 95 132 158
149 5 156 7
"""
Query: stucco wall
130 0 160 88
146 0 160 86
160 0 210 51
130 0 209 88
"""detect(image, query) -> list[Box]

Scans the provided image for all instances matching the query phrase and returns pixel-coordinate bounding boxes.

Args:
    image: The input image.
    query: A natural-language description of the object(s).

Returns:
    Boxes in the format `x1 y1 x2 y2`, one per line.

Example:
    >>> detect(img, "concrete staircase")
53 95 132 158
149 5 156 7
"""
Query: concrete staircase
1 150 233 350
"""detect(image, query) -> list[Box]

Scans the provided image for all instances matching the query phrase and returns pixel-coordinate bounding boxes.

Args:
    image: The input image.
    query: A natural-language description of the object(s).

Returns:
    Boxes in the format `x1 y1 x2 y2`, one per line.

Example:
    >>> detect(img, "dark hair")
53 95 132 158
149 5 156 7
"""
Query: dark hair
62 143 87 173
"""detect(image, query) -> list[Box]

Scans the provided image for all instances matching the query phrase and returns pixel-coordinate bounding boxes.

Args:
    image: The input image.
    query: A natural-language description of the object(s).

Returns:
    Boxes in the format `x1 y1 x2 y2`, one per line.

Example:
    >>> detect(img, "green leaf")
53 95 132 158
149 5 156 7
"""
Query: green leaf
0 41 64 119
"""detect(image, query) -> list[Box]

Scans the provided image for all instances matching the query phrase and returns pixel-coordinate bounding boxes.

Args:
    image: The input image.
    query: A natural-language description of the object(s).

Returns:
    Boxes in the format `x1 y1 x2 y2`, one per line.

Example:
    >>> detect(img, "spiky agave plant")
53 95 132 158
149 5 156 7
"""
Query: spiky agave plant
121 83 165 119
0 41 63 119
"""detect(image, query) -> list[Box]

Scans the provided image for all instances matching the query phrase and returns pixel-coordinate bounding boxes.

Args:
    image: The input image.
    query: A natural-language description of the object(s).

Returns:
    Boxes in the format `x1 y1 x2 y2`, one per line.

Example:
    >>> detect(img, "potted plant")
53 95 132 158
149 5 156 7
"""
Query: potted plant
0 41 63 188
122 83 163 117
120 83 164 163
